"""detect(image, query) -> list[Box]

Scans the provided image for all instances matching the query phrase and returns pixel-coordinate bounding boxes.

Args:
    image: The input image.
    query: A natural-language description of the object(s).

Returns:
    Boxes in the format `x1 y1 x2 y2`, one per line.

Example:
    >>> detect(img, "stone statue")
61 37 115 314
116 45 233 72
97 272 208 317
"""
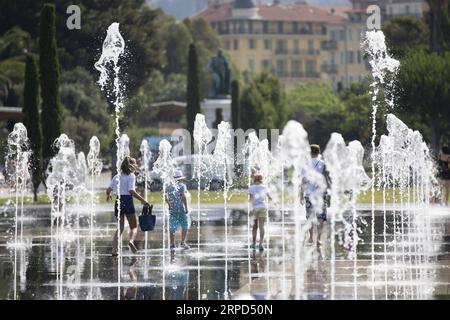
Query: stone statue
208 49 231 98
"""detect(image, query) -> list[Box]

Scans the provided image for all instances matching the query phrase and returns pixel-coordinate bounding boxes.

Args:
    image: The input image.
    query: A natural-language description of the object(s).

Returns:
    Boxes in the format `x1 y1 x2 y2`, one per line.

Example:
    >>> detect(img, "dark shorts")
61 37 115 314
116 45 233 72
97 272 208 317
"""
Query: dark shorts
114 195 136 217
305 195 327 221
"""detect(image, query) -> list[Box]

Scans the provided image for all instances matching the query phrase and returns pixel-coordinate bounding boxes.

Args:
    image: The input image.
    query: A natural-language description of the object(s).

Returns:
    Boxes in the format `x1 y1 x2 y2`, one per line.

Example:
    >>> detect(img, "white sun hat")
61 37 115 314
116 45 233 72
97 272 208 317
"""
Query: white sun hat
173 169 186 181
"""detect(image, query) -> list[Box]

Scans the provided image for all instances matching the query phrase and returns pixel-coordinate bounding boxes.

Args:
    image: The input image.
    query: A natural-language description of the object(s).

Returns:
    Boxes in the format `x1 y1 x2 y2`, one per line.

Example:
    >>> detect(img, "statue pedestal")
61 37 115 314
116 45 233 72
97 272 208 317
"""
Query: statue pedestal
201 98 232 129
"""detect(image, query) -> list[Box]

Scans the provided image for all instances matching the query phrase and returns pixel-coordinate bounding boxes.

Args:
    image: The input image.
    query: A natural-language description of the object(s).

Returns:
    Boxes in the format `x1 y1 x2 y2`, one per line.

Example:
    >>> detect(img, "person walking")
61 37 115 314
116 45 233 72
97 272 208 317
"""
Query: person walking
165 170 190 251
248 172 272 251
106 156 150 256
301 144 330 246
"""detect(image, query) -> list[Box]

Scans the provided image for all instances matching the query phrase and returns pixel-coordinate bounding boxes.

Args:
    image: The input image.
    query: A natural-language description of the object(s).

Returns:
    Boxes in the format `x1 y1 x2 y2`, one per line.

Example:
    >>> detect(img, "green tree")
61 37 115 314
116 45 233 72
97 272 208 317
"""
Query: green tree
426 0 448 53
186 43 201 134
22 54 42 201
39 3 62 165
231 80 241 129
159 18 193 75
241 72 286 131
60 67 112 154
395 51 450 151
287 82 345 148
383 16 429 58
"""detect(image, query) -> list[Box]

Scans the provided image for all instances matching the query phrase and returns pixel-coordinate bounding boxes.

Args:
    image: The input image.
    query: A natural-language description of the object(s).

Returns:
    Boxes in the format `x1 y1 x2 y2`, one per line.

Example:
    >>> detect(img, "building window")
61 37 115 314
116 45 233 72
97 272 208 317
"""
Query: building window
248 21 253 34
340 50 345 64
278 21 284 34
331 52 336 65
294 39 300 53
276 39 287 53
233 39 239 50
261 59 271 71
249 59 255 73
348 49 354 64
348 29 353 42
264 39 272 50
225 40 231 50
306 60 317 75
405 5 410 15
276 60 287 76
293 21 299 34
339 30 345 41
292 60 301 76
249 39 256 50
308 40 314 54
263 21 269 33
330 30 338 41
357 50 362 64
238 20 245 33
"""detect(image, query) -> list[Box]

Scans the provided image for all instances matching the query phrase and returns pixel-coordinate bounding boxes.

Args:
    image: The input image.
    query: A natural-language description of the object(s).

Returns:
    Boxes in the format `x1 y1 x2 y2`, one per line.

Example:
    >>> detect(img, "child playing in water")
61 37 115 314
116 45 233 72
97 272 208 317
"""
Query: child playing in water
165 170 190 251
248 173 272 251
106 156 150 256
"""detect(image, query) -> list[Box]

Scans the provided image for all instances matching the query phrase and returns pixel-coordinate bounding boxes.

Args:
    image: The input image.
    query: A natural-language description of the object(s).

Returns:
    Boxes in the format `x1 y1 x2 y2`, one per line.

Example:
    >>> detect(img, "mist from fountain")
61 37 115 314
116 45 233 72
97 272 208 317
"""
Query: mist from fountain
94 22 126 299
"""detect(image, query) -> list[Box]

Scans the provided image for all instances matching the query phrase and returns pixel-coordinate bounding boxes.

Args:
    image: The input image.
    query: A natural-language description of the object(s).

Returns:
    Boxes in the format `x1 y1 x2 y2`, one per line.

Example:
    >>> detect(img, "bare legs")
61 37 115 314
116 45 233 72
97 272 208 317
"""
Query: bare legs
252 218 266 246
112 214 138 255
170 229 188 247
308 219 325 246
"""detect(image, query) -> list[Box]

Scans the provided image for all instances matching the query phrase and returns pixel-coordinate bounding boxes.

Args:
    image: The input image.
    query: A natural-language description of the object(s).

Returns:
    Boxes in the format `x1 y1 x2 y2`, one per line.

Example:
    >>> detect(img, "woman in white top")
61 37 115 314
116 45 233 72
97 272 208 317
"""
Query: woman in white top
106 156 150 256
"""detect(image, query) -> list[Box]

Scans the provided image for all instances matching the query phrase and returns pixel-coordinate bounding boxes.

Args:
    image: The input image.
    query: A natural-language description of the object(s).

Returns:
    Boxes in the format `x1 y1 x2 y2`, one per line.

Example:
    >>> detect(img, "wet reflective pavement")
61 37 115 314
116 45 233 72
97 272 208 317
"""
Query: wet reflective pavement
0 204 449 300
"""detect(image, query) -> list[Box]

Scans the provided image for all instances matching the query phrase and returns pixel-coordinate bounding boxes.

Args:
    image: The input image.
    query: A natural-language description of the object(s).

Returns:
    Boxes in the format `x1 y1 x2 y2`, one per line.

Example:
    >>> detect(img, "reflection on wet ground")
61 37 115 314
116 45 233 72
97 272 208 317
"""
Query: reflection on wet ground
0 204 449 300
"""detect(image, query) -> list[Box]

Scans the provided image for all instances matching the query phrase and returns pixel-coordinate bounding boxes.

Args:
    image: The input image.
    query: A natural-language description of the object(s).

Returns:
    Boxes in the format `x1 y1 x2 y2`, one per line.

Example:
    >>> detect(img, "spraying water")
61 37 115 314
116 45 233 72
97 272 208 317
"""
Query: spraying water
363 30 400 299
46 134 80 299
193 114 212 299
139 139 152 277
5 123 30 300
152 139 176 299
213 121 233 299
323 134 370 299
86 136 102 297
95 22 126 299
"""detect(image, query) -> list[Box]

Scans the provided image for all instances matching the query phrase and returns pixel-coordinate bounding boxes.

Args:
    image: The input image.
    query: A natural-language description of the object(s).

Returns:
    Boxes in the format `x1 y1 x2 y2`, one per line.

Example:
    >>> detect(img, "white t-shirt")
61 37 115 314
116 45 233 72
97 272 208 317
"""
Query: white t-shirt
303 157 326 197
109 173 136 196
249 184 269 210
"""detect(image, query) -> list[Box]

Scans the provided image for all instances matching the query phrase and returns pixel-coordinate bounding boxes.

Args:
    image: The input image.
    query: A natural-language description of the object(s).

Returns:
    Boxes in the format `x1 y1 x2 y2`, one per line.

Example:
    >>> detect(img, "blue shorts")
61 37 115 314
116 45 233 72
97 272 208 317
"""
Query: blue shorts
114 195 136 217
169 211 189 233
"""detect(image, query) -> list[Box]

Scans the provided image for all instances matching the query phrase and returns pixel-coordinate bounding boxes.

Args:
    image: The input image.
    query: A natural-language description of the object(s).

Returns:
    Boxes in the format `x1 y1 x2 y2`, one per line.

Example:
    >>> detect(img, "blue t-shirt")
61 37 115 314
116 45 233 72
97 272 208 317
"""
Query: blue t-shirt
165 182 187 214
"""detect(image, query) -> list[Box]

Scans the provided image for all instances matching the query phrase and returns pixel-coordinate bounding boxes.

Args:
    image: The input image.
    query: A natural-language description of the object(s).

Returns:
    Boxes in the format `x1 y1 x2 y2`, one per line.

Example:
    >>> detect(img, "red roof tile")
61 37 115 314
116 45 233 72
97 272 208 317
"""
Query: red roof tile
194 3 346 24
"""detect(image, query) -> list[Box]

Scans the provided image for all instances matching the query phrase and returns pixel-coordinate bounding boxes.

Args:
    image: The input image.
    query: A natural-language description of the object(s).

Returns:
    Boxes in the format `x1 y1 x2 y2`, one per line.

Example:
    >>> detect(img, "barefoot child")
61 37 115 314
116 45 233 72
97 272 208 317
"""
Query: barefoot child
248 173 272 251
165 170 190 251
106 156 150 256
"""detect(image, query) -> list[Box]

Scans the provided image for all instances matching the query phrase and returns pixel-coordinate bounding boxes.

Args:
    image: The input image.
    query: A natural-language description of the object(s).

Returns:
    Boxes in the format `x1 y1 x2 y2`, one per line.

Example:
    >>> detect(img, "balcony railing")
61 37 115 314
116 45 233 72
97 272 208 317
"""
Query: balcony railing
272 71 321 79
274 49 321 56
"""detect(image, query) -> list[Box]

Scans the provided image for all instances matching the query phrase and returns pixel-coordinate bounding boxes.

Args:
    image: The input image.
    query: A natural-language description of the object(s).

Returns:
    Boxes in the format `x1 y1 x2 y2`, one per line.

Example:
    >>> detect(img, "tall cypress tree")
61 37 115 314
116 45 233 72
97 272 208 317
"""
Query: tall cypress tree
39 3 62 167
186 43 201 135
231 80 240 129
23 54 43 202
